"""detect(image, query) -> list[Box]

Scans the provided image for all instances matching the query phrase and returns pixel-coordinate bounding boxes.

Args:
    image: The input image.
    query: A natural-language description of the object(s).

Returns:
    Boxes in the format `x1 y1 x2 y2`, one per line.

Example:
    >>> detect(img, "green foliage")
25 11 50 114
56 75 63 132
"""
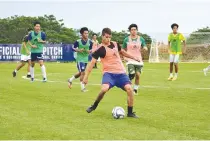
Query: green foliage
0 15 152 45
187 26 210 44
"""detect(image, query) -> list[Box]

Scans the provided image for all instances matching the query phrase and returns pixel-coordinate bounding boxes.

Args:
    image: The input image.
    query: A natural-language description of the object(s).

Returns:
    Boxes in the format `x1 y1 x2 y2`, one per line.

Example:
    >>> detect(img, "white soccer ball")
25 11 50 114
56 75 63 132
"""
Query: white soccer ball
112 106 125 119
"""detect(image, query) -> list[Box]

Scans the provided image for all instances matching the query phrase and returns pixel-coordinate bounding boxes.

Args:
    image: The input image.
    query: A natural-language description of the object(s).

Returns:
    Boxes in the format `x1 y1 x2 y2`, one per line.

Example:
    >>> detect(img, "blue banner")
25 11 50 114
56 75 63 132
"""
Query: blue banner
0 44 76 62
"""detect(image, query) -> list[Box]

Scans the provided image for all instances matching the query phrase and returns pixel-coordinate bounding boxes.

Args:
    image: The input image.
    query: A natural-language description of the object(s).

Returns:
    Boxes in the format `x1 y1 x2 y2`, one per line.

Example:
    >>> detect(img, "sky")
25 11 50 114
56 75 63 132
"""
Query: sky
0 0 210 42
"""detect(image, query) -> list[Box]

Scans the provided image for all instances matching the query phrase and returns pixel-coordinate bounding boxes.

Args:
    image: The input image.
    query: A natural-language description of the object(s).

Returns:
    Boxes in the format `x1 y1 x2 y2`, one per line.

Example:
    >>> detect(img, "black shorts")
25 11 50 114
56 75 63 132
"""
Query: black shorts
31 53 44 62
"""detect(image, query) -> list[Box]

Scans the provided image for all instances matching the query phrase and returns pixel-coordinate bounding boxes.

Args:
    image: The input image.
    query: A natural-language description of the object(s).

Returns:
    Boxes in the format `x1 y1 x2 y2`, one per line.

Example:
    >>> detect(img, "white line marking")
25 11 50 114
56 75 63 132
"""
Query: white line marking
196 88 210 90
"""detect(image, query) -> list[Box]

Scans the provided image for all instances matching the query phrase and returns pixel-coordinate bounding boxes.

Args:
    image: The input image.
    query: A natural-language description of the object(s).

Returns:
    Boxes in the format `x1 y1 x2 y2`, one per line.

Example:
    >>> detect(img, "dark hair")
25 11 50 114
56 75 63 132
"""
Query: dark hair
102 28 112 36
27 28 33 32
171 23 179 29
80 27 89 34
34 21 41 26
92 33 97 37
128 24 138 31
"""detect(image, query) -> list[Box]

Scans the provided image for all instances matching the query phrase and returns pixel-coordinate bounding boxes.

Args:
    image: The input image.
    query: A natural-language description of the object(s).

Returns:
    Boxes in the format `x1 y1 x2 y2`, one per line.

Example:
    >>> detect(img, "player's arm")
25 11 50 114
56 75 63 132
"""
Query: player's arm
72 41 84 52
23 36 30 54
118 43 140 62
181 34 186 54
38 32 46 43
87 40 93 54
141 37 148 51
28 33 37 48
168 35 171 54
83 47 104 84
122 38 127 51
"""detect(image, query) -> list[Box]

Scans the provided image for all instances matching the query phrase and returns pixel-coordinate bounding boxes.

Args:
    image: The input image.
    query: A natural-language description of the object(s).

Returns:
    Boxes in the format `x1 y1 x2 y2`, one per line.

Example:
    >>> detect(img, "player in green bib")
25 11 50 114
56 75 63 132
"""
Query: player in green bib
168 23 186 81
28 21 47 82
13 28 33 78
68 27 93 92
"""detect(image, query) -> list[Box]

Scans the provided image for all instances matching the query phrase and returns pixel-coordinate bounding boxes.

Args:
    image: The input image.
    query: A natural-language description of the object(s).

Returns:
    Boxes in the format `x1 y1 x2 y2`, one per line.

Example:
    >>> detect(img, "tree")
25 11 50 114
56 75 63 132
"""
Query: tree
187 27 210 45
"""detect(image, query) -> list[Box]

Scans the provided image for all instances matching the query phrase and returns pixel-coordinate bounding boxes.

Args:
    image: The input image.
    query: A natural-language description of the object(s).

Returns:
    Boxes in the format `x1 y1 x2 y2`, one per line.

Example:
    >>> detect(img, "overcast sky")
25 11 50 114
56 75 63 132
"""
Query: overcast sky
0 0 210 42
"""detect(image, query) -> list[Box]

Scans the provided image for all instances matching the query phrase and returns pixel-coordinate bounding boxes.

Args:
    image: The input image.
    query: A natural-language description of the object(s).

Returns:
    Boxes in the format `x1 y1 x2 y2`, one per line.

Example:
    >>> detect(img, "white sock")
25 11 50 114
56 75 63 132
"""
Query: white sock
133 85 139 90
41 65 47 79
30 66 34 78
69 76 75 82
206 65 210 71
14 69 17 73
80 82 85 90
27 72 30 75
170 73 173 77
175 73 178 77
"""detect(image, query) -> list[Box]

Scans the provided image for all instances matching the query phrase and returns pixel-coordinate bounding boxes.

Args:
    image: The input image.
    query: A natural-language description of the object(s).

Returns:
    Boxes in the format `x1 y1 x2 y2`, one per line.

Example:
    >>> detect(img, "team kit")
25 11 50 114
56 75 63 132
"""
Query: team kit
13 22 206 118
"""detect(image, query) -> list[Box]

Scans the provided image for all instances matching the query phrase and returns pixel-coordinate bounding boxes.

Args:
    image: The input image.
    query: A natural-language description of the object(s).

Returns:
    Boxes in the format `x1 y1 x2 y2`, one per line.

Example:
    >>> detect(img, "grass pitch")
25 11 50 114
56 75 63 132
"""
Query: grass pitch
0 62 210 139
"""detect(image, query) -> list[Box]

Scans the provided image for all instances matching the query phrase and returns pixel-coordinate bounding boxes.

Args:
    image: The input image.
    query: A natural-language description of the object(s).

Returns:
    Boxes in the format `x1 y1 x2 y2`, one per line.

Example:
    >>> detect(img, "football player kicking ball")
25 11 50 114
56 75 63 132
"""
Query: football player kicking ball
168 23 186 81
13 28 33 78
83 28 140 118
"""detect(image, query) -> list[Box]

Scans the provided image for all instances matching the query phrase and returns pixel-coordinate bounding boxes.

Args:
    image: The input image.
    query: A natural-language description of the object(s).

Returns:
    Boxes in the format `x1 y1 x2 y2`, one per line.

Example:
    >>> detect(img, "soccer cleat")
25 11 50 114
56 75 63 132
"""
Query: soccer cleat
27 74 31 78
172 76 177 81
168 76 173 81
31 78 34 82
67 79 72 89
42 78 47 82
203 68 207 76
127 112 139 118
86 105 96 113
12 71 17 77
133 89 138 95
81 88 89 92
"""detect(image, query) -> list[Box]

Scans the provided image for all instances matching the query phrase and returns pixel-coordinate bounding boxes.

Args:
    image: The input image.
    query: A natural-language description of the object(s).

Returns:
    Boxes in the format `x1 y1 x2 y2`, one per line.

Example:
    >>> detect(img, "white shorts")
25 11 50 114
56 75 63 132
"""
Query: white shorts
169 54 180 63
21 54 31 62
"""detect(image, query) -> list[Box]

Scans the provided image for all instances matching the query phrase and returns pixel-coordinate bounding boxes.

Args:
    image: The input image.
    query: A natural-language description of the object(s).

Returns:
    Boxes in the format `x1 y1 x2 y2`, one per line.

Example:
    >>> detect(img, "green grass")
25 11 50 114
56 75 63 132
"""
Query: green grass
0 62 210 139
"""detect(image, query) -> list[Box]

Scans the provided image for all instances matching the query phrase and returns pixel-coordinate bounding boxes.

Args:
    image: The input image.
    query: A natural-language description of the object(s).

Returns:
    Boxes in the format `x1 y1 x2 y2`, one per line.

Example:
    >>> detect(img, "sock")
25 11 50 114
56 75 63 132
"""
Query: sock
14 69 17 73
170 73 173 77
80 82 85 90
206 65 210 71
133 85 139 90
93 100 99 108
30 66 34 78
27 72 30 75
175 73 178 77
41 65 47 79
128 106 133 114
69 76 75 82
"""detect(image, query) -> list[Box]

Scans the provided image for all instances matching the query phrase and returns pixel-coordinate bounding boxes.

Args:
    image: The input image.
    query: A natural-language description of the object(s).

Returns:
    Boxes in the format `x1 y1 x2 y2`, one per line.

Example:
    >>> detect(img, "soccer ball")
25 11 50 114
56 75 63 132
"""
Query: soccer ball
112 106 125 119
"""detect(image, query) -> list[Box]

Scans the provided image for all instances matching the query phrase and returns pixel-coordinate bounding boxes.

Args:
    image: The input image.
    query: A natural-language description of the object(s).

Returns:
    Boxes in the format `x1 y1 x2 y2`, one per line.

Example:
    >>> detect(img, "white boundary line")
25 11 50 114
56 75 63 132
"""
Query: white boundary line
22 76 210 90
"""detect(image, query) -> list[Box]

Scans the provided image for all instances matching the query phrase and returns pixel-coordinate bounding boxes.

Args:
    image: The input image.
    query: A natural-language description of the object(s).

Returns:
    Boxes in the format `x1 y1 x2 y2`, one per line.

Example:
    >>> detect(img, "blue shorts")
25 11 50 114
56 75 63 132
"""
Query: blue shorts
102 73 131 90
77 62 88 72
31 53 44 62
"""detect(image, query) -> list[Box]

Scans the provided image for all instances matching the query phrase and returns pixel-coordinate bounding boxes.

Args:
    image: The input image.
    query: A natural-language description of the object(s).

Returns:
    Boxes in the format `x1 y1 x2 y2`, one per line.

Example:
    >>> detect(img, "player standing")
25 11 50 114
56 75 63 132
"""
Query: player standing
92 33 99 68
68 27 92 92
28 21 47 82
168 23 186 81
13 28 33 78
122 24 148 95
83 28 140 118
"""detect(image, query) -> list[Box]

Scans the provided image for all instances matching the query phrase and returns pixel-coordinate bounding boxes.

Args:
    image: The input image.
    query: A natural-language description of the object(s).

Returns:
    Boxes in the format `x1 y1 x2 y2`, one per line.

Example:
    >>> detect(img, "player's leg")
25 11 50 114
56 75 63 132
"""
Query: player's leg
13 54 28 77
13 61 26 77
133 65 143 95
172 54 179 81
116 74 139 118
86 73 114 113
203 65 210 76
79 62 88 92
37 53 47 82
68 62 82 88
168 54 174 80
27 56 31 78
86 84 110 113
30 53 36 82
